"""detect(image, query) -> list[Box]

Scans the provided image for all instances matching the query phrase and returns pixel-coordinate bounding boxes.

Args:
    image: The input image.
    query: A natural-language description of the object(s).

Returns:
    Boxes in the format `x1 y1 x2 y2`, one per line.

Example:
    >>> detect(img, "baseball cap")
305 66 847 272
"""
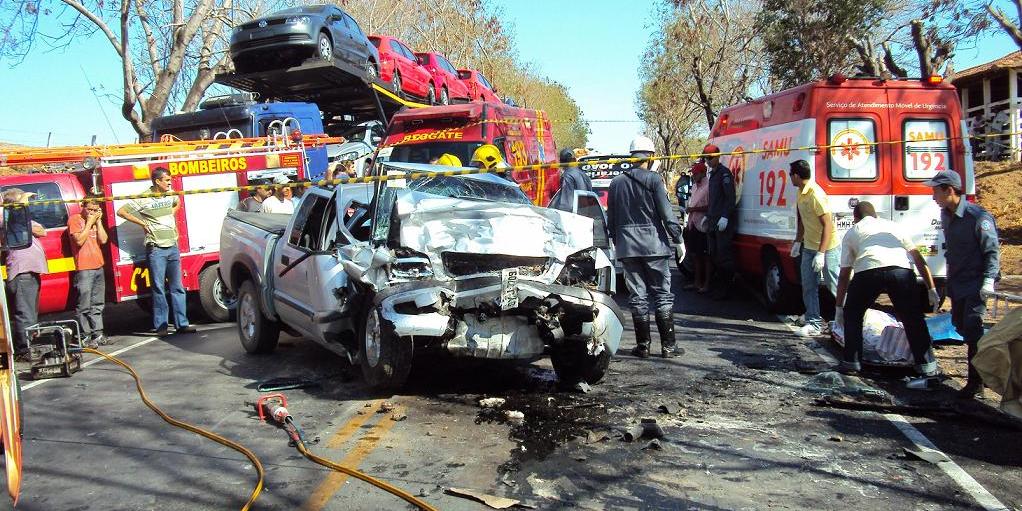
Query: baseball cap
690 161 707 174
271 174 291 185
923 169 961 190
703 144 721 155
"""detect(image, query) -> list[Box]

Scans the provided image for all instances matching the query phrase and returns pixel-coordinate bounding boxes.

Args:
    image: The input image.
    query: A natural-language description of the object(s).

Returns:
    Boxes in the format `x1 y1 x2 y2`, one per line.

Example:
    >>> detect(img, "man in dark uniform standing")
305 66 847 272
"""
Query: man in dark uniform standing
608 135 685 359
549 148 593 212
703 144 737 300
925 169 1001 398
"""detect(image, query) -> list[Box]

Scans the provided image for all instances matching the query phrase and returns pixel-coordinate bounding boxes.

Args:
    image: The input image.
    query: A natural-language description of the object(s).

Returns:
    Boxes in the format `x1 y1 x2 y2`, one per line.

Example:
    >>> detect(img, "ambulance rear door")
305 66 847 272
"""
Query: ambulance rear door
817 92 894 243
885 87 955 279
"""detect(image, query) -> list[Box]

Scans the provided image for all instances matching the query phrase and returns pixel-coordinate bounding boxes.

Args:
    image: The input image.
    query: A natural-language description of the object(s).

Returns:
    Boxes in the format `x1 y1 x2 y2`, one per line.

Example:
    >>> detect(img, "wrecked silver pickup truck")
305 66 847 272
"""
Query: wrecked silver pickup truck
219 162 623 389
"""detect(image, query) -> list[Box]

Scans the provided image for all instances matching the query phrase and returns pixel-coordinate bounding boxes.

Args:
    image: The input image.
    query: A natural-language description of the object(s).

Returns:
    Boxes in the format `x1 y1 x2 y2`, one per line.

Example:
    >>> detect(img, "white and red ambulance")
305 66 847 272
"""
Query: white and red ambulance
707 75 973 313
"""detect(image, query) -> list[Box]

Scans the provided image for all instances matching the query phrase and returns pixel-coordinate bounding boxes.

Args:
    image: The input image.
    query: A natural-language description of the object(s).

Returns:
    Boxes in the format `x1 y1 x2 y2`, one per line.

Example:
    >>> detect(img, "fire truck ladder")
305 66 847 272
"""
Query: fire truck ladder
0 134 343 168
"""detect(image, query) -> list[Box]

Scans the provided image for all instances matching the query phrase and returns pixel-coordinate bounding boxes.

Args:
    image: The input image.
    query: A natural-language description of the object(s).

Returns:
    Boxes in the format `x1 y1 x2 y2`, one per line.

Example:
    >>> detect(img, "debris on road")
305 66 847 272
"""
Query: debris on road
504 410 525 426
443 487 537 509
391 413 408 422
657 402 684 415
643 439 663 450
480 397 507 408
623 418 665 442
378 401 396 413
803 371 892 401
904 447 951 464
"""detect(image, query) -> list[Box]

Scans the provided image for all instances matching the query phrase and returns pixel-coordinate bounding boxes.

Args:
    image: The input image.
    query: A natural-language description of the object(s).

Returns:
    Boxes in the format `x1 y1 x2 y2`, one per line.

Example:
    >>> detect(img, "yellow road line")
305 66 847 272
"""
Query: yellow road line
302 402 405 511
325 399 383 449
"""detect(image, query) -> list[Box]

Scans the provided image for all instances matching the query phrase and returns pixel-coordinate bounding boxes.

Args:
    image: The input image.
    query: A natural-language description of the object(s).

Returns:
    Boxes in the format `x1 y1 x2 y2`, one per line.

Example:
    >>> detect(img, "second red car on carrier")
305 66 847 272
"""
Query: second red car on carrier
707 75 973 312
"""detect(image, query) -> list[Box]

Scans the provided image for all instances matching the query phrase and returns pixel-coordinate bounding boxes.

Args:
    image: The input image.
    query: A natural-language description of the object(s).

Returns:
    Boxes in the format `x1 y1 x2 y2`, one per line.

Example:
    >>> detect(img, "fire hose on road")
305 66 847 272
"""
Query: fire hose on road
78 347 436 510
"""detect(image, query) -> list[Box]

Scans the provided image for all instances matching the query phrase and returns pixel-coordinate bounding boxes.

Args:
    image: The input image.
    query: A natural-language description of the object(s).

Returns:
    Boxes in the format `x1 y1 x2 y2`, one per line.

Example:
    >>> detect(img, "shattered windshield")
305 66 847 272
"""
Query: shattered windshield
371 175 530 243
407 176 530 205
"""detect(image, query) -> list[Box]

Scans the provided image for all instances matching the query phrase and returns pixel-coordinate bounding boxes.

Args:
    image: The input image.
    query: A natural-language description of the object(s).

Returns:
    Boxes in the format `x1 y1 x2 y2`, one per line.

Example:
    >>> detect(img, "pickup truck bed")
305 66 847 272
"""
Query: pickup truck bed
225 210 291 235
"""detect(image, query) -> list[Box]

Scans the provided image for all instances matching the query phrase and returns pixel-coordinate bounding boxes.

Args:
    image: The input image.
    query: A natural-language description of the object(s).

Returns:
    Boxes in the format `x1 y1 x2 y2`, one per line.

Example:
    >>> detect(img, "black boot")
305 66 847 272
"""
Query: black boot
630 313 651 358
655 309 684 358
959 344 984 398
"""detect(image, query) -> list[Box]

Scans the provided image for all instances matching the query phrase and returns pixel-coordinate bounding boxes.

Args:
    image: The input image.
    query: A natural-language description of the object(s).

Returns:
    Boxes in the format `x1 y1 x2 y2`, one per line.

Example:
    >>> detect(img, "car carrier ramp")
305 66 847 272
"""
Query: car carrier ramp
214 60 428 125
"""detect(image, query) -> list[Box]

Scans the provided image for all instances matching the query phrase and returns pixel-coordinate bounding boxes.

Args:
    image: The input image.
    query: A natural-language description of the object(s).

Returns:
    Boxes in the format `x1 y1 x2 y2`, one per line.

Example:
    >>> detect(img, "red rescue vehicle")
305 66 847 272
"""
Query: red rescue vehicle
377 103 561 205
707 75 972 312
0 138 322 321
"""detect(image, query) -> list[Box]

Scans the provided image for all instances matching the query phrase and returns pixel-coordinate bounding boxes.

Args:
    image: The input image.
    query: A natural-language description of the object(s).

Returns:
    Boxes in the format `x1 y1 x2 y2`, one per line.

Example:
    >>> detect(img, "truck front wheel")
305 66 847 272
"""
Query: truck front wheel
237 280 280 354
357 306 412 390
199 264 235 323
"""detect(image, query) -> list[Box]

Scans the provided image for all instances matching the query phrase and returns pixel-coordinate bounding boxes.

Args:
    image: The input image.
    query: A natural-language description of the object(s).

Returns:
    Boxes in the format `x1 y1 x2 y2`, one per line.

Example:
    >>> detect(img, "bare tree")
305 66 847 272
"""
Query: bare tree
644 0 764 131
0 0 280 140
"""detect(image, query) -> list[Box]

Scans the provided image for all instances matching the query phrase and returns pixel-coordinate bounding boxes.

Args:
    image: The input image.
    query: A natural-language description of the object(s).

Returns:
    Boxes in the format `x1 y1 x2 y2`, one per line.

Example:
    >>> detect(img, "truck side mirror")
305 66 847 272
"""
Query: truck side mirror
371 135 382 145
1 206 34 251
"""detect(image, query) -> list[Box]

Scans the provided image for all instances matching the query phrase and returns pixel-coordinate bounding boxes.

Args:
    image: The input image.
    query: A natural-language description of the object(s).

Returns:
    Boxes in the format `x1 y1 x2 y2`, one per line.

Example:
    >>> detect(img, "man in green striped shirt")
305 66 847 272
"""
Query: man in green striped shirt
117 167 196 336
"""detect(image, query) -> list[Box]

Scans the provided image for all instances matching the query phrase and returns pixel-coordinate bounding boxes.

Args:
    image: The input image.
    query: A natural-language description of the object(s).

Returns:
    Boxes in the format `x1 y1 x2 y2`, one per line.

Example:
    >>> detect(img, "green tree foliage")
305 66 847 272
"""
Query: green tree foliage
756 0 887 88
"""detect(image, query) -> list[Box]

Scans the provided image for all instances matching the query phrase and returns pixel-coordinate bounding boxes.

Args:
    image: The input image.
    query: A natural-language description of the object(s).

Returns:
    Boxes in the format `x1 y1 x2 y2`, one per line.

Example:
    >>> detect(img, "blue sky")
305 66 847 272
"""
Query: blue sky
0 0 1016 153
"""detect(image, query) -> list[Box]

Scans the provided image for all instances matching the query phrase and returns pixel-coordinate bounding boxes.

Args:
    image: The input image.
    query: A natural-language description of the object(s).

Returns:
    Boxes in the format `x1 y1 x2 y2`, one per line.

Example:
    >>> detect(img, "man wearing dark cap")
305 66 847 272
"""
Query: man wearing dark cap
549 148 593 212
926 169 1001 398
703 143 736 300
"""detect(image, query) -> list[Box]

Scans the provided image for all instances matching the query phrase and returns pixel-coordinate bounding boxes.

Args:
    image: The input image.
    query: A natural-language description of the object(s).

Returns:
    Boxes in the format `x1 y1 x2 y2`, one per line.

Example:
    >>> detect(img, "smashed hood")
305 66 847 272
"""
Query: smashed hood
395 195 595 281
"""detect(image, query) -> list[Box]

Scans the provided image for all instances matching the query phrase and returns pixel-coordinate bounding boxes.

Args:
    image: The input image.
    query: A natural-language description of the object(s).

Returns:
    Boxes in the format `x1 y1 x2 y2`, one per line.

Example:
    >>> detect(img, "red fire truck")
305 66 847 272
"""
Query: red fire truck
377 103 561 205
707 75 973 313
0 138 325 321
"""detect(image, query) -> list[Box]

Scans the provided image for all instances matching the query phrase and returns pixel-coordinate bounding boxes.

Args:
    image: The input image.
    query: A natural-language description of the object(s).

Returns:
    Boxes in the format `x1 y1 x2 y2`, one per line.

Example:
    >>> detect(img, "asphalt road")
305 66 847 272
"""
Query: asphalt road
5 276 1021 511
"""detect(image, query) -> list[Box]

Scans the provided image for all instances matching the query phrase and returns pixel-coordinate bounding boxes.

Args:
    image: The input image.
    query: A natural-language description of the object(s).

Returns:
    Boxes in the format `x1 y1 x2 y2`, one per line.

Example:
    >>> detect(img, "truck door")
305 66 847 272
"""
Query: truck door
572 191 615 294
273 191 334 339
273 185 372 341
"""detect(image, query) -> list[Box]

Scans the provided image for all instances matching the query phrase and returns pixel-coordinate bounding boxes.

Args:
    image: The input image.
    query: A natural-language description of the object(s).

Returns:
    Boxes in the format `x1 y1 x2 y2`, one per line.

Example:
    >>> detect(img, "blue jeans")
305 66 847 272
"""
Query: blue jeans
146 245 189 331
621 256 674 316
800 246 839 326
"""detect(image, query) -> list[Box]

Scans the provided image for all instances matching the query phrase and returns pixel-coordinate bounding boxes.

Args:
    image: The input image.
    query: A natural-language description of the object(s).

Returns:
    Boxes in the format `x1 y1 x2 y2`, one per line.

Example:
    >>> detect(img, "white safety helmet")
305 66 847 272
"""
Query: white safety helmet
629 135 656 155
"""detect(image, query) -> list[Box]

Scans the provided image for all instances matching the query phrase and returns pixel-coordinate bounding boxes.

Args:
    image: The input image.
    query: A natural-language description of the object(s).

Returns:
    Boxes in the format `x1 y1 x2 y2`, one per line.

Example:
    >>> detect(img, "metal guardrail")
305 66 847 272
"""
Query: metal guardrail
989 291 1022 321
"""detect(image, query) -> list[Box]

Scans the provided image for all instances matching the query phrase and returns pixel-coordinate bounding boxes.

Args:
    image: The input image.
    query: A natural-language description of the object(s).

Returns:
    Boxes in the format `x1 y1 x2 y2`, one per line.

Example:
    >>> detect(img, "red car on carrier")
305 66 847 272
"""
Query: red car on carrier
457 69 501 103
415 52 470 105
369 35 436 104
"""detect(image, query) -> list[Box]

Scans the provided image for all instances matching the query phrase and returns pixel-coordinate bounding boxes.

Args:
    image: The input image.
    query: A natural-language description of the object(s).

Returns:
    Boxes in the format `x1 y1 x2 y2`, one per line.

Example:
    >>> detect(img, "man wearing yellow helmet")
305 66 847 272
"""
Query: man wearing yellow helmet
433 153 463 167
469 144 508 170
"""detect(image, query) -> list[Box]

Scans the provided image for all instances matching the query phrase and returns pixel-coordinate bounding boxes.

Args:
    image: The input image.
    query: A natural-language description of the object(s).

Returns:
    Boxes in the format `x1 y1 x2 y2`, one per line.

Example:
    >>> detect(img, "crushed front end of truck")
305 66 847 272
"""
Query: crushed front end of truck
340 170 623 387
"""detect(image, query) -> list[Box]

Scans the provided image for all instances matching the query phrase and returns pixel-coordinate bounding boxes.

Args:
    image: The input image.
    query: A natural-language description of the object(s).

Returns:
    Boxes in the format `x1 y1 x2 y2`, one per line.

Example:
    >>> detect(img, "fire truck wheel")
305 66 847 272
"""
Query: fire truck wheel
762 252 802 314
199 265 236 323
357 306 412 390
551 340 611 386
237 280 280 354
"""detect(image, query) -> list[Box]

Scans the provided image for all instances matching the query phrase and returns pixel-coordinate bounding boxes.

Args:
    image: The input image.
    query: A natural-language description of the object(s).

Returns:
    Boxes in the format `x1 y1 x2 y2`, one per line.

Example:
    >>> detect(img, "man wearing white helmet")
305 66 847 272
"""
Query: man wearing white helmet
607 135 685 359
